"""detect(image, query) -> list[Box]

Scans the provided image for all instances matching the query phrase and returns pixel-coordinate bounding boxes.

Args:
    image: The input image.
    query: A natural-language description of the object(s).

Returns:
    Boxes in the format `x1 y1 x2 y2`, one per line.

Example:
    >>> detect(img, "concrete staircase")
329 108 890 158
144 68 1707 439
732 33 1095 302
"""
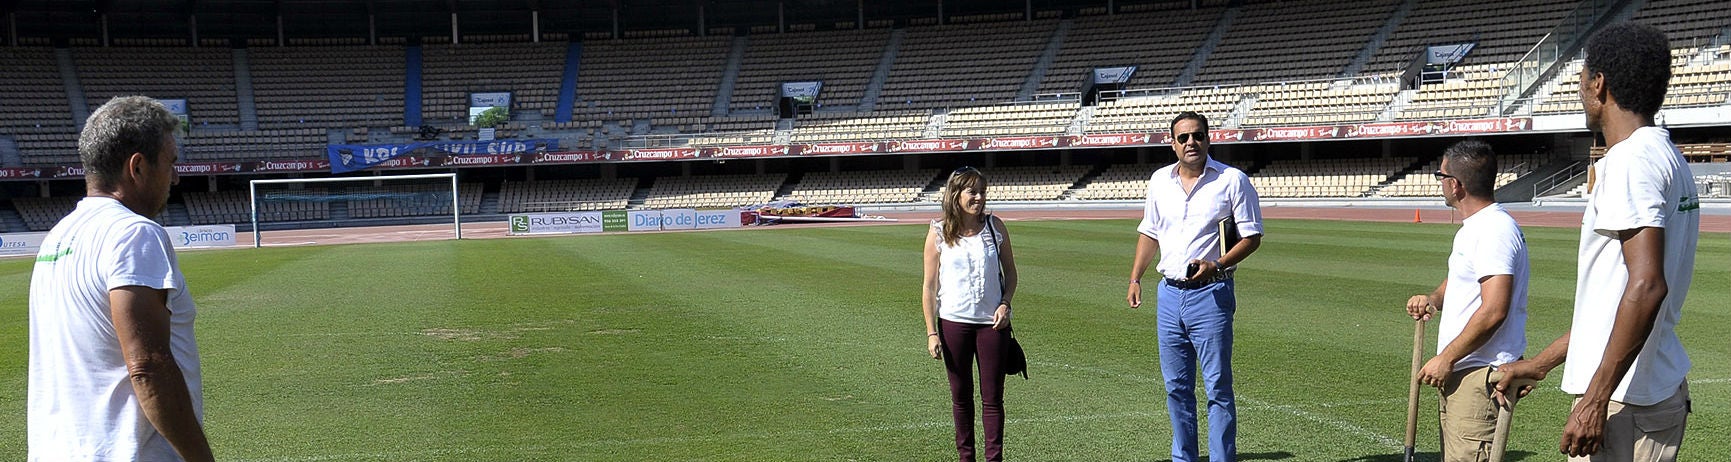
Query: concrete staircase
233 49 259 130
859 29 905 112
1016 19 1071 100
1339 0 1417 78
712 36 749 116
1173 7 1239 88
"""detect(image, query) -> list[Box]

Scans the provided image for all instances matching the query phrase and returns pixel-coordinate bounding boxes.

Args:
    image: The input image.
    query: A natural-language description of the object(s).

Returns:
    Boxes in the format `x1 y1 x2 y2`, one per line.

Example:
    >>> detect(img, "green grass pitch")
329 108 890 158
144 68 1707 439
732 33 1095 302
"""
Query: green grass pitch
0 218 1725 461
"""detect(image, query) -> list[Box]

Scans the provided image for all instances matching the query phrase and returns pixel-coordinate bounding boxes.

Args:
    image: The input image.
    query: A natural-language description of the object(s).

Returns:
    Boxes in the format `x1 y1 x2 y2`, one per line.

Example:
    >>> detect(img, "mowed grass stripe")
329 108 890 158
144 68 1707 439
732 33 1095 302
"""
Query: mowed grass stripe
0 219 1724 461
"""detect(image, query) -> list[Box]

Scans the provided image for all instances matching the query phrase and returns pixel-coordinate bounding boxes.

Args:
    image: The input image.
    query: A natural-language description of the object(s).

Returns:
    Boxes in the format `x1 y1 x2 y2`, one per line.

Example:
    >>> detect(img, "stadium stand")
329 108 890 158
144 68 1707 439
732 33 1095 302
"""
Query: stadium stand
181 129 327 161
877 20 1056 110
499 178 636 213
942 101 1078 137
1035 7 1223 94
420 43 566 124
347 183 483 218
184 190 332 224
1252 157 1414 198
1073 163 1155 200
572 35 731 122
784 169 938 205
791 111 927 142
73 47 239 127
14 196 80 231
642 173 786 209
1364 0 1581 74
729 29 893 112
182 191 252 225
1193 0 1398 84
251 46 406 129
979 165 1090 201
1087 87 1238 133
1375 151 1553 197
1 47 81 166
1398 64 1506 120
1243 80 1400 126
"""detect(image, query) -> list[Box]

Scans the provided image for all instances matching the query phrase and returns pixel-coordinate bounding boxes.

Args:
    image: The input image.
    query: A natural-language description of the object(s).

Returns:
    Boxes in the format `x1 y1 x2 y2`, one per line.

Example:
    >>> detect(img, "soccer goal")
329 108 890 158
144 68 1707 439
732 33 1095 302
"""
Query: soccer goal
248 173 462 247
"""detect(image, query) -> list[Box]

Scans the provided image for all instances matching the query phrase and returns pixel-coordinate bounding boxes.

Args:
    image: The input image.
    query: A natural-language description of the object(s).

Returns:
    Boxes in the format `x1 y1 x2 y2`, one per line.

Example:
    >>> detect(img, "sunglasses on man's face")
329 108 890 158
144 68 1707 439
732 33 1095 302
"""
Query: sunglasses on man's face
1433 170 1457 181
1174 131 1207 144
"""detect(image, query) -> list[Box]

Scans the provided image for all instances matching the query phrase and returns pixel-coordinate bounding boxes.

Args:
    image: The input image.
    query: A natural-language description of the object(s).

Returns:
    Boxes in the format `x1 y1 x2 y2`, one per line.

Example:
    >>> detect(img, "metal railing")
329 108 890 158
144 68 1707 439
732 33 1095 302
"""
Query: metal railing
1532 160 1588 198
1498 0 1618 112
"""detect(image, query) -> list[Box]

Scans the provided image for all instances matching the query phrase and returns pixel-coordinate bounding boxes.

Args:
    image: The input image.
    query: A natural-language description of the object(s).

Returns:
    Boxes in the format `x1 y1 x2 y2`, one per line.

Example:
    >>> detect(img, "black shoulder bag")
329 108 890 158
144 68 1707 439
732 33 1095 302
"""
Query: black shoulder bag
983 214 1028 379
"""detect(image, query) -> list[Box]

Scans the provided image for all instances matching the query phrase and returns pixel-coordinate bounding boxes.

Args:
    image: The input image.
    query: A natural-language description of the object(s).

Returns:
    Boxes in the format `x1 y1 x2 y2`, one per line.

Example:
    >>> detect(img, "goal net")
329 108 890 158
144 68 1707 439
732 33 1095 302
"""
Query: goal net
248 173 463 247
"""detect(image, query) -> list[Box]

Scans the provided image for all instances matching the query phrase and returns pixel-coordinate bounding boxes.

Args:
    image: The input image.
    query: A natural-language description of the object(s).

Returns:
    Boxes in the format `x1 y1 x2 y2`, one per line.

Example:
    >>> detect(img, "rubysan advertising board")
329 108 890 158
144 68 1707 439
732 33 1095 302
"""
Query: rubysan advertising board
508 212 605 235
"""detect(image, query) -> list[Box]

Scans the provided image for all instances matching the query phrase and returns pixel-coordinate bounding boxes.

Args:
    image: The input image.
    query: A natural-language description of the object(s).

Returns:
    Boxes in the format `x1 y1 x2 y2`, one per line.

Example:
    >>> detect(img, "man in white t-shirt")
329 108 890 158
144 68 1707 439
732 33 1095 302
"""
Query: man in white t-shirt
28 96 214 462
1495 23 1699 462
1404 140 1529 462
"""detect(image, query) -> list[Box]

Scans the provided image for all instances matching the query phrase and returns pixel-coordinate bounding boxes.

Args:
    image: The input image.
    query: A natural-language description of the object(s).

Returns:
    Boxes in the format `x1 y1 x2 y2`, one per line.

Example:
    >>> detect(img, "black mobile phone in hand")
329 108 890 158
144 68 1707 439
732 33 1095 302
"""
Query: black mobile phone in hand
1186 262 1201 280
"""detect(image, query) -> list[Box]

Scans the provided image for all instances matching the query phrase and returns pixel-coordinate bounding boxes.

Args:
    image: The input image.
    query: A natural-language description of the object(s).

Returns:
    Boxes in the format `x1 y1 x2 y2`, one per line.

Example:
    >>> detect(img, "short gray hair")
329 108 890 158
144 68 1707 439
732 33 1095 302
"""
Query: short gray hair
79 96 179 187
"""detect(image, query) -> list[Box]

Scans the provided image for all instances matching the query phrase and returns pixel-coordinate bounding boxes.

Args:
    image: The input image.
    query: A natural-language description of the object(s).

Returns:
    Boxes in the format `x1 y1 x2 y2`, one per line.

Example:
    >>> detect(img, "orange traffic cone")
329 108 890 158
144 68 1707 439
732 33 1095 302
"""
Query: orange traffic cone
1413 209 1423 224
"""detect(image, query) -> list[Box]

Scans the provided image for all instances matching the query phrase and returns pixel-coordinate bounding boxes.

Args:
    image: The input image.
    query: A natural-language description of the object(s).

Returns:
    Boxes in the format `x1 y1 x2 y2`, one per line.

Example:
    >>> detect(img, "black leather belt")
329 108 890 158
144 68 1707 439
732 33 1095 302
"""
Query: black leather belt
1164 268 1235 290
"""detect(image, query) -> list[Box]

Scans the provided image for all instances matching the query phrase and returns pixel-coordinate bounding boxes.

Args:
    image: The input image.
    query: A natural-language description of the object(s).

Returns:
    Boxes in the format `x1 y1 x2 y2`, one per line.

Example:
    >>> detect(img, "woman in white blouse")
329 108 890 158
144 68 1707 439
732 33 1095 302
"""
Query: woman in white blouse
921 166 1018 462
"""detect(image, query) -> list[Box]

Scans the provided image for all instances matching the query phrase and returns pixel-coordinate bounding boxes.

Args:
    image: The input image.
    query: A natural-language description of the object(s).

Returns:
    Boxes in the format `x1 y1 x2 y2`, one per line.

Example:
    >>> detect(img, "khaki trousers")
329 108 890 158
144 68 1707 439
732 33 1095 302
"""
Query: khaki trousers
1568 383 1690 462
1438 366 1497 462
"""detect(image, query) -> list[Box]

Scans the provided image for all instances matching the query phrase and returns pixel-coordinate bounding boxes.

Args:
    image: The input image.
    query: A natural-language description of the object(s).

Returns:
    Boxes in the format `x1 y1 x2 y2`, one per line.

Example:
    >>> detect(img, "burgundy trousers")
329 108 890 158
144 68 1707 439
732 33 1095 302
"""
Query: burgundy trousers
939 319 1007 462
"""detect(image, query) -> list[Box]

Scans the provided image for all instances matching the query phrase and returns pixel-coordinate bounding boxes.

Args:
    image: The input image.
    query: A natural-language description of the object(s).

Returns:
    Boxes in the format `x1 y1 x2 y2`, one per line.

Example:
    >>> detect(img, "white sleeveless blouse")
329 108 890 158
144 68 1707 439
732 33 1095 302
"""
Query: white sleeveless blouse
932 218 1004 324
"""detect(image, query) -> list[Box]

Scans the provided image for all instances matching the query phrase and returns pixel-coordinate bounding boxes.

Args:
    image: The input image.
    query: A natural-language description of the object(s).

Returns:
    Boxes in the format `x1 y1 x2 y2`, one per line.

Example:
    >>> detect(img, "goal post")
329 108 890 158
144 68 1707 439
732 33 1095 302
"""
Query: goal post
248 173 461 248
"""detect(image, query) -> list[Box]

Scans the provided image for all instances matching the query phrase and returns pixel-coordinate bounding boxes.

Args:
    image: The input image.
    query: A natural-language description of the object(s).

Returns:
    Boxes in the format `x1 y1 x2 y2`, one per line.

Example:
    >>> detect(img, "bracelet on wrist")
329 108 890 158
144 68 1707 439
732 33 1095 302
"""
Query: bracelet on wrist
927 332 939 337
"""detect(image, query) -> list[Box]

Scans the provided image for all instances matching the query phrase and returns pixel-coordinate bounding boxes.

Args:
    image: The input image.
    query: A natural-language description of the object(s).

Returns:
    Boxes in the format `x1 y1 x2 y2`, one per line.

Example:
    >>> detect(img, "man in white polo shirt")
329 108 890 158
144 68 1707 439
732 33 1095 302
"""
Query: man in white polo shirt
1496 23 1699 462
28 96 214 461
1404 140 1529 462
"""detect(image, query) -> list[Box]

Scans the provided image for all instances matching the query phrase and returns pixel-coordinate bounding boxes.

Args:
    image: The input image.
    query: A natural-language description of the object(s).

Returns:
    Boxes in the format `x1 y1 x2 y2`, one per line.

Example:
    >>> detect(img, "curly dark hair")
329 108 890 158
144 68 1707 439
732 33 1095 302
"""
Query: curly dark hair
1584 22 1670 118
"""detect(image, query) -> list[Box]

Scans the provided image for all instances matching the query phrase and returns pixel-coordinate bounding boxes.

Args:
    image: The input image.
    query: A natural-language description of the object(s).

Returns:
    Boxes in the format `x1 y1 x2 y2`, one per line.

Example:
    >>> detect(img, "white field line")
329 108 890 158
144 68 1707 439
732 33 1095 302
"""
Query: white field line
1031 360 1403 448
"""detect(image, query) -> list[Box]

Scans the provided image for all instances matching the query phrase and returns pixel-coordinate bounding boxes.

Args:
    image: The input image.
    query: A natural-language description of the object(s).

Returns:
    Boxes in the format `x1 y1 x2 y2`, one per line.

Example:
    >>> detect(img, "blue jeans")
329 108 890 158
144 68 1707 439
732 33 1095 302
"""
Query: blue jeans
1157 279 1236 462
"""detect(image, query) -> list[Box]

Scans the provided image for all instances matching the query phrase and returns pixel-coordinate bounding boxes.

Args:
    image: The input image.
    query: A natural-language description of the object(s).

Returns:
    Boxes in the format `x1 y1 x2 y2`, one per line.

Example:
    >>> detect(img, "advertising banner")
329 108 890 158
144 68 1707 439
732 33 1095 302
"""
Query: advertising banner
780 81 823 98
440 154 523 167
253 159 334 172
888 139 969 153
174 162 247 175
1251 125 1342 141
1426 43 1476 65
976 136 1061 150
623 148 700 161
470 92 512 108
166 225 237 248
796 142 881 156
627 210 662 231
326 139 556 173
532 151 614 163
1092 66 1137 84
1438 117 1530 134
1344 121 1436 138
0 168 46 179
705 145 790 158
0 232 49 257
602 210 628 232
658 209 698 230
694 210 743 229
1068 133 1150 147
508 211 605 235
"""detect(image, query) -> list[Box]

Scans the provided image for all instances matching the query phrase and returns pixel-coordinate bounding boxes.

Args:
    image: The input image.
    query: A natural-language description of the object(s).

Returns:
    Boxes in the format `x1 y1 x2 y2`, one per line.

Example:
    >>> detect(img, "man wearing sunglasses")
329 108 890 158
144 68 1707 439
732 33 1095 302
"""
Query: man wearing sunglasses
1403 140 1531 461
1127 111 1262 462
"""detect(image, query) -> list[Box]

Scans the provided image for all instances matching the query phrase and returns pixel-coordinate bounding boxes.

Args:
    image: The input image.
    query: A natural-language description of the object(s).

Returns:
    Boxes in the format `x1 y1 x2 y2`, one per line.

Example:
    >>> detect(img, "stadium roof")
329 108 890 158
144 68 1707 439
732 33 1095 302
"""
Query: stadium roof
0 0 1238 42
